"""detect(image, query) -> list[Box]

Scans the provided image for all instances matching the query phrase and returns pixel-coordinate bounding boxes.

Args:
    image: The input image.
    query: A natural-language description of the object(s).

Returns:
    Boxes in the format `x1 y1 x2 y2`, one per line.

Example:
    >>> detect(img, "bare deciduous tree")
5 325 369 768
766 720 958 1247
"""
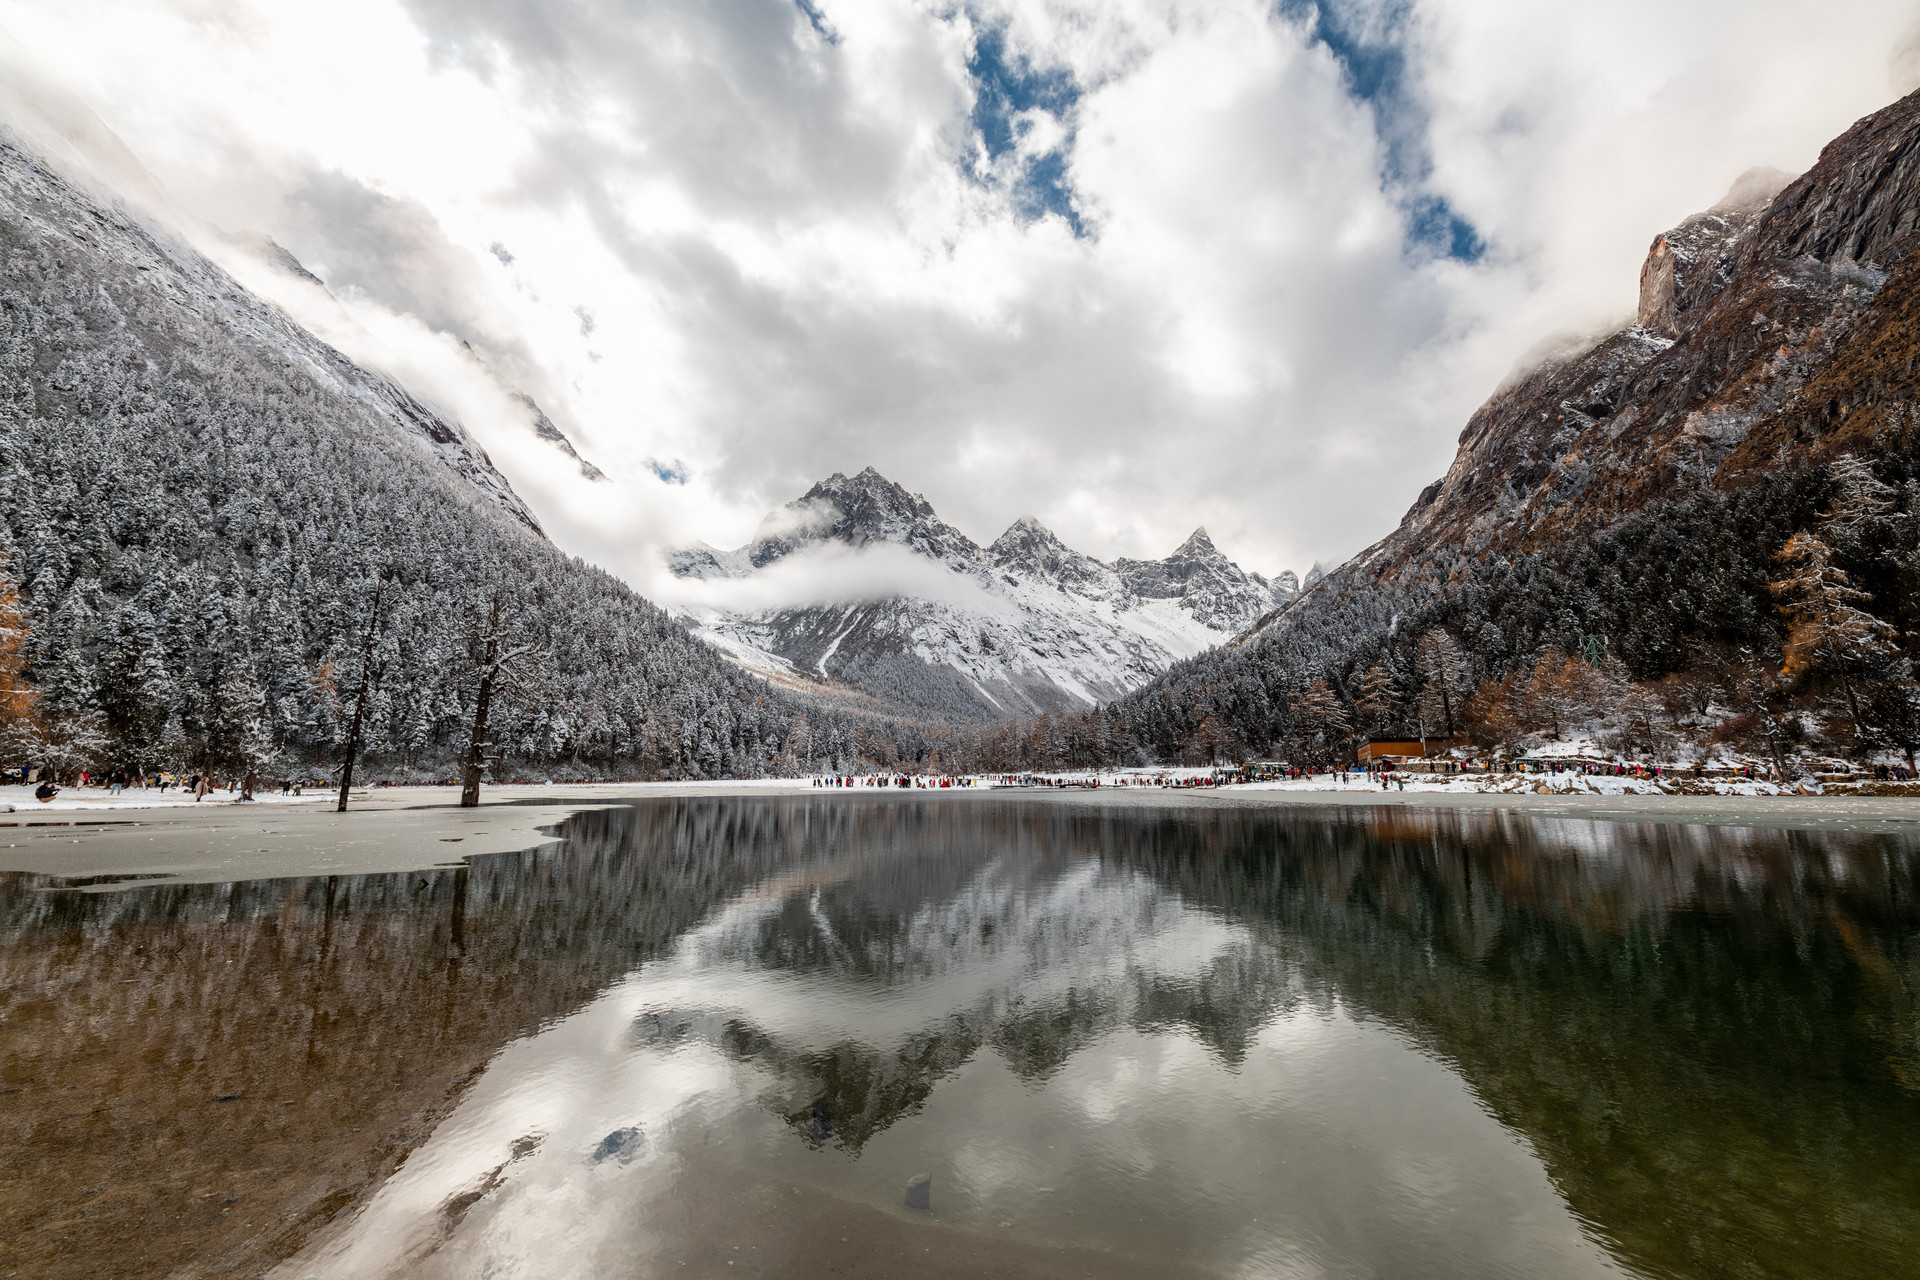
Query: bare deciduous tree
461 594 542 807
337 576 390 813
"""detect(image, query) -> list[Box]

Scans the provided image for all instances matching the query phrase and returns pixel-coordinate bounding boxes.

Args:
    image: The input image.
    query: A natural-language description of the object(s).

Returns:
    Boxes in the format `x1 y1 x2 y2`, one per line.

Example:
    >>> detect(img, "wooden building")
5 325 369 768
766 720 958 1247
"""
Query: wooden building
1357 736 1462 763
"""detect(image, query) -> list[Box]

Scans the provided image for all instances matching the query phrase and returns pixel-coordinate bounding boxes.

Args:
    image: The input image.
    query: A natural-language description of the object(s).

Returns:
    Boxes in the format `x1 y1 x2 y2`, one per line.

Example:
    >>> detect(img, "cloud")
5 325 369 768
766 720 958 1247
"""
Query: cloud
1893 2 1920 94
750 496 842 545
665 537 1023 619
0 0 1912 591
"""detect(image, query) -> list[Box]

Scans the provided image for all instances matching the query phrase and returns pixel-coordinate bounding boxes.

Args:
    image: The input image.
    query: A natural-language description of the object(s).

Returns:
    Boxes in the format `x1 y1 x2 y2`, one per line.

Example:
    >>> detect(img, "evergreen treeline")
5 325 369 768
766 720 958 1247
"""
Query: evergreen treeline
10 131 1917 786
0 151 965 785
948 449 1920 774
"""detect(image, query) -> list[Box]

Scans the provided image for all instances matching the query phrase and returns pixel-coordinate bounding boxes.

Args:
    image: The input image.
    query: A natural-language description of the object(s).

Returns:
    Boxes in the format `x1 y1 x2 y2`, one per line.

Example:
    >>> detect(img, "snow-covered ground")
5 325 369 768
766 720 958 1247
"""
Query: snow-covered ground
755 767 1788 798
901 767 1788 799
1227 773 1786 798
0 769 1796 814
0 785 326 812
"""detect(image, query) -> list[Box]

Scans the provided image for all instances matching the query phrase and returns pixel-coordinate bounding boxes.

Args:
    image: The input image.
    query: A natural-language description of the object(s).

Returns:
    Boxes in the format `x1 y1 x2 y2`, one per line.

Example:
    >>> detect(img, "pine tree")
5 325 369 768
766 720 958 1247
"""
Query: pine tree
1296 679 1353 763
1355 664 1398 734
1415 629 1470 736
1769 532 1898 737
212 660 277 799
1822 454 1896 538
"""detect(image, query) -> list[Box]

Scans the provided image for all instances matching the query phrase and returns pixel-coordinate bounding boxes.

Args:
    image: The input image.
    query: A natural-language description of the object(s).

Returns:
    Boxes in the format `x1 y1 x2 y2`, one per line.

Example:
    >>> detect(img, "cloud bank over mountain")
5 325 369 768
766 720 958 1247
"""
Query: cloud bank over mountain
1 0 1911 588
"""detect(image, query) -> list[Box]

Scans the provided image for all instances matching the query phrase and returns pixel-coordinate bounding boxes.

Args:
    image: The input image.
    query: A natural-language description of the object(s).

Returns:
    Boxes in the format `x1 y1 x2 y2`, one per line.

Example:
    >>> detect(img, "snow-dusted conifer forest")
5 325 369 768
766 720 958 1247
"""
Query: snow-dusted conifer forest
17 80 1920 787
926 89 1920 779
0 139 943 783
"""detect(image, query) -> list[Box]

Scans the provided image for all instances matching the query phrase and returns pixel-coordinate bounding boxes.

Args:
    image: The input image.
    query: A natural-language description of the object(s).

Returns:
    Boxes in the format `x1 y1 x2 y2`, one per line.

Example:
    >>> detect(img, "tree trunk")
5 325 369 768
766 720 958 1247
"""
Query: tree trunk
336 689 366 813
461 668 494 807
337 579 386 813
1833 651 1866 738
460 596 505 808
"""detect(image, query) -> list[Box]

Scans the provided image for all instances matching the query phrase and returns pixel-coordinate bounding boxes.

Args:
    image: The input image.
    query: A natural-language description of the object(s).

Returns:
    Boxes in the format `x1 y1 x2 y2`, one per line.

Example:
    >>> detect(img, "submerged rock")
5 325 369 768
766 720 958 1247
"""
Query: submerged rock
590 1126 647 1165
905 1173 932 1210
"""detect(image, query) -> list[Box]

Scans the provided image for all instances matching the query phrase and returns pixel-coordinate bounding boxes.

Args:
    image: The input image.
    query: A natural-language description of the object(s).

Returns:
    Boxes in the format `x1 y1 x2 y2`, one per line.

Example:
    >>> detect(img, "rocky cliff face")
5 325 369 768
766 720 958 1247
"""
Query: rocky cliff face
1247 85 1920 642
668 468 1292 720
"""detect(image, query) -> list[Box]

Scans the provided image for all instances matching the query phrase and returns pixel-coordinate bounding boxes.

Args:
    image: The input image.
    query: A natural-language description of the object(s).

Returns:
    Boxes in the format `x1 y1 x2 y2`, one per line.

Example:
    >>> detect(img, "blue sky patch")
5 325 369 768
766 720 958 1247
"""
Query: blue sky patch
1406 194 1484 262
965 20 1085 235
1278 0 1484 263
793 0 838 44
647 458 689 485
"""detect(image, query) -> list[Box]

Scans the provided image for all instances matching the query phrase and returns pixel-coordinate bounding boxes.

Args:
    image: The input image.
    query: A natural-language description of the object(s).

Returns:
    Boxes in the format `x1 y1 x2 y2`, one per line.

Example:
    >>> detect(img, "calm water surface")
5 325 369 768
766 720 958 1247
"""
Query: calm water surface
4 798 1919 1280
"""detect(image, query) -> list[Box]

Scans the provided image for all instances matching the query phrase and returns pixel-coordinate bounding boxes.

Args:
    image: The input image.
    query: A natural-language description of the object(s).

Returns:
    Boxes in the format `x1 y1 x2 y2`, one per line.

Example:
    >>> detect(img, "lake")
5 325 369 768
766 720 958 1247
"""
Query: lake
3 796 1917 1279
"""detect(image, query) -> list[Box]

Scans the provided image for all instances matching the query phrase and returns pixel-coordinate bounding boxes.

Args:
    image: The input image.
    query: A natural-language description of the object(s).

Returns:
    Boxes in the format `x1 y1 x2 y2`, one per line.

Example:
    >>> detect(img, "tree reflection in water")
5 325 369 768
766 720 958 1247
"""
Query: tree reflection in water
2 798 1917 1280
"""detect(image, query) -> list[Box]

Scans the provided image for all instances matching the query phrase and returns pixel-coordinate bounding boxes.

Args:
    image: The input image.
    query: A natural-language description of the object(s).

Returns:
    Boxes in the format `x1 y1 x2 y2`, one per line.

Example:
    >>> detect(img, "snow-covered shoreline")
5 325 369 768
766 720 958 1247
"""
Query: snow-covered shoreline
0 785 328 813
6 779 1918 891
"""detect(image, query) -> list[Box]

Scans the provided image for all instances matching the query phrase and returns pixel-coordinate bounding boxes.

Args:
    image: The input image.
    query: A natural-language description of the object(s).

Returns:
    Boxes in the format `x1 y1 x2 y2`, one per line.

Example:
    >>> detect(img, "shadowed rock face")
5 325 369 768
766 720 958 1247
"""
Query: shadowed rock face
1247 86 1920 642
7 799 1920 1280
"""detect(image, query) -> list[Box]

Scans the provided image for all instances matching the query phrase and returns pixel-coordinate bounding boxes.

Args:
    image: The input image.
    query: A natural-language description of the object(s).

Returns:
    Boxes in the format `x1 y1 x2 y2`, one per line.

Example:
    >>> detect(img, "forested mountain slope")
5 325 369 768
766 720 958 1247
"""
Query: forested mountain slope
671 467 1295 721
1062 87 1920 769
0 136 904 780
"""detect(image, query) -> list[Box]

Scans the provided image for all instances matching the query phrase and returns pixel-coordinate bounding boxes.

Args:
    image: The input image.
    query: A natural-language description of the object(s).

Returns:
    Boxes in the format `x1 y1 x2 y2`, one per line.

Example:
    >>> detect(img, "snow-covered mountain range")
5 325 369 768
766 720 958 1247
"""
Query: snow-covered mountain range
668 468 1296 720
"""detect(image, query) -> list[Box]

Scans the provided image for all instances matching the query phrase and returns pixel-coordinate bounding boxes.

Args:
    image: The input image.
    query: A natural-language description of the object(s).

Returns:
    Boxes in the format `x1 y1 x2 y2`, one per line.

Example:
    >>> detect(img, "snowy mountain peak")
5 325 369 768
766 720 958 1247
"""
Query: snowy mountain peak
740 467 980 569
668 469 1292 719
1111 525 1284 630
987 516 1108 591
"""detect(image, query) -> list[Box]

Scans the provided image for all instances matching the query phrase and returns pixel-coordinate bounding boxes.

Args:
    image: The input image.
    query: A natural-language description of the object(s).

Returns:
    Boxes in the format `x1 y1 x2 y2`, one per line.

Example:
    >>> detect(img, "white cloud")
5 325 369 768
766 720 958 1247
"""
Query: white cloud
0 0 1912 590
668 539 1021 618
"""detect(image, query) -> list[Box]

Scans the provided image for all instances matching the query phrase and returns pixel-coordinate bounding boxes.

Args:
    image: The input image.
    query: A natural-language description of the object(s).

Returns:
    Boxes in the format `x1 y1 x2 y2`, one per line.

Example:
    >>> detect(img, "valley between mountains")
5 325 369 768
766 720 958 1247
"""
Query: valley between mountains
11 85 1920 781
666 468 1296 720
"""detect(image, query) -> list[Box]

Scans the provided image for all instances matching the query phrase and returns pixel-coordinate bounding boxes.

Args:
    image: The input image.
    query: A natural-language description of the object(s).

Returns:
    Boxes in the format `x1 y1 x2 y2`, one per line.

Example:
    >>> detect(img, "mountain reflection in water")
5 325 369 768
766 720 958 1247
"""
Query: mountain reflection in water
2 799 1917 1280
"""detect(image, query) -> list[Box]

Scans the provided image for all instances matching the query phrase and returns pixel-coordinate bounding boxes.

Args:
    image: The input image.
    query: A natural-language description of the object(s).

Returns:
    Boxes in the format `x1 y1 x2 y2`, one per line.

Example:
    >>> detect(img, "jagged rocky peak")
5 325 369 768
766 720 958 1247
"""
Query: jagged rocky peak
988 515 1108 589
1114 526 1285 631
1635 82 1920 342
667 466 1294 719
1172 526 1222 563
228 229 325 287
736 467 980 569
1117 527 1229 595
508 391 606 482
1240 84 1920 659
1637 167 1795 338
1755 89 1920 268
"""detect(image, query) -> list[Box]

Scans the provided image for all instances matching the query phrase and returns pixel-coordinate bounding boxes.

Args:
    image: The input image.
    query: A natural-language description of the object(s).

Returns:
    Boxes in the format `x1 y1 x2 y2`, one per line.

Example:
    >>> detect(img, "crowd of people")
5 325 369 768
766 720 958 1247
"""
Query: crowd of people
811 775 981 789
8 766 321 802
